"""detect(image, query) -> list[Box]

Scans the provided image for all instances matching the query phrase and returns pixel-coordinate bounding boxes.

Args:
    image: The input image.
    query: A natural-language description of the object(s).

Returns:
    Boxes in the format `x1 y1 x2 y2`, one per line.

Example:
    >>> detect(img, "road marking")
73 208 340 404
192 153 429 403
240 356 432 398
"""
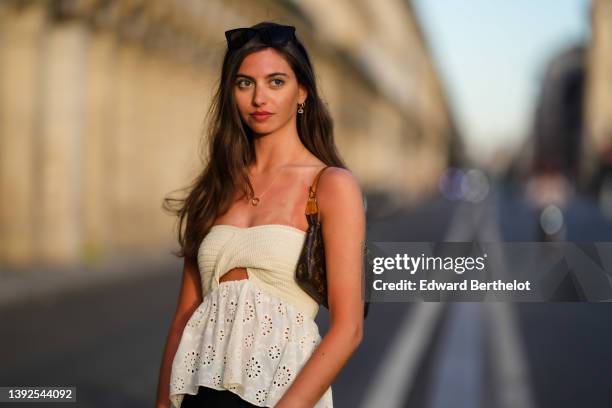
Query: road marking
360 302 444 408
480 187 537 408
485 302 536 408
360 198 467 408
428 302 485 408
426 199 489 408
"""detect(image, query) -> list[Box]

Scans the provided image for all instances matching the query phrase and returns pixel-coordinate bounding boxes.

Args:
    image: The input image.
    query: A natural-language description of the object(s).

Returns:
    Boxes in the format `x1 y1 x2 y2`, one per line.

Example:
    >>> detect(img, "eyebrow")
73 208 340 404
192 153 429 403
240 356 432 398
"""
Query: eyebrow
235 72 289 80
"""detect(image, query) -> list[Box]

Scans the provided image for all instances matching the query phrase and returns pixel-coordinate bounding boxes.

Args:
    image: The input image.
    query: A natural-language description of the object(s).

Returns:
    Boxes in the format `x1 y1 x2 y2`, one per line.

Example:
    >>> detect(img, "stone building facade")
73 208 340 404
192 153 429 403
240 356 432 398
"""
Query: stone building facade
0 0 457 265
582 0 612 191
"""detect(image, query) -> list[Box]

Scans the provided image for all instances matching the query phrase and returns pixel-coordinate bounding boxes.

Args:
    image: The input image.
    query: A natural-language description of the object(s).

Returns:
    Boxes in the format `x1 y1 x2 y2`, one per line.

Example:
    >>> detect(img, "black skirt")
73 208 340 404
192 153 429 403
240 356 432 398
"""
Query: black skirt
181 386 260 407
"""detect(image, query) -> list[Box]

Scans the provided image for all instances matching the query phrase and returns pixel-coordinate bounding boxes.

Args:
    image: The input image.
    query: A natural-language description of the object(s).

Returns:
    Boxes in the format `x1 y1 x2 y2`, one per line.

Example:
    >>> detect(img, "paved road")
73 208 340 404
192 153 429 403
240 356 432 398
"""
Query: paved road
3 179 612 407
1 264 180 407
497 182 612 408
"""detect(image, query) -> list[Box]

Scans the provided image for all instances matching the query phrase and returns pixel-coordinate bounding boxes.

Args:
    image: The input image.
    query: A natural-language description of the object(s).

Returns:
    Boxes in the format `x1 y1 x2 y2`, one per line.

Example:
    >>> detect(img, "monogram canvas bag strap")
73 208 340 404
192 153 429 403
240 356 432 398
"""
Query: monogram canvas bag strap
305 166 330 216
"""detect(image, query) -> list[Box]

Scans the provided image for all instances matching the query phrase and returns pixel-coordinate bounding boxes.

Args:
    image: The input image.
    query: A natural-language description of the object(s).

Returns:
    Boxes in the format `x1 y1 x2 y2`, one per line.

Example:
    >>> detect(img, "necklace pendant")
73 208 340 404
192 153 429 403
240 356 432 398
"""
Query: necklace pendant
250 197 260 206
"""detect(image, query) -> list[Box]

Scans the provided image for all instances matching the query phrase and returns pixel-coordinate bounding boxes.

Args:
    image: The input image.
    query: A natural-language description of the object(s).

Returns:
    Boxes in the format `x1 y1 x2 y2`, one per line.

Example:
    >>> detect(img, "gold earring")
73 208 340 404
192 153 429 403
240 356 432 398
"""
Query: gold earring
298 102 305 114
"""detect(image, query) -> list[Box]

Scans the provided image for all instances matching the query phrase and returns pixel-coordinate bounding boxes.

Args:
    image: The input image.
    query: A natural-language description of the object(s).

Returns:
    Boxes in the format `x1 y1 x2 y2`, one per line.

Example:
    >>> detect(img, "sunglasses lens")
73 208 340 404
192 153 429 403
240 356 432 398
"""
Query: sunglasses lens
225 26 296 50
225 28 255 49
267 26 295 45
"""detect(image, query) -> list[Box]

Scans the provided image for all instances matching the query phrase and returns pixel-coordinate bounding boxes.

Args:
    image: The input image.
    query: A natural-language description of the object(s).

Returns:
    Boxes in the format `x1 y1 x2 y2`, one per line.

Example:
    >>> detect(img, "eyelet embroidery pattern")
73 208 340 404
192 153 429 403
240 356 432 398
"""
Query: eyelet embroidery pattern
268 344 281 360
273 364 293 388
202 344 216 366
255 388 269 405
256 290 264 305
245 356 263 379
243 299 255 323
295 312 304 327
208 302 217 324
276 302 287 316
169 279 333 408
244 332 255 349
184 351 200 374
171 377 184 392
217 329 225 342
261 314 273 336
186 307 205 328
299 333 318 351
225 300 237 323
212 374 223 387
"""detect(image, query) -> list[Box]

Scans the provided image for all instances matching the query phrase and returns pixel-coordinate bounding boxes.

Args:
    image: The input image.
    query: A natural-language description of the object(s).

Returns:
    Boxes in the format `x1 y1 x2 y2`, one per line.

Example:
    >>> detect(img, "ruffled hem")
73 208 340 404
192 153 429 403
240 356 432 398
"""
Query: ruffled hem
170 381 332 408
169 279 333 408
170 382 266 408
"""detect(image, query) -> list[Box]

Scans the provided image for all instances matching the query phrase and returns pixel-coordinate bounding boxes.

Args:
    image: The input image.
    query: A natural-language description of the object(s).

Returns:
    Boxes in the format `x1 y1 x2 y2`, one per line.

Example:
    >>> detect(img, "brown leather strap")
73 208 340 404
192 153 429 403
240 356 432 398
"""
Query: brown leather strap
305 166 329 215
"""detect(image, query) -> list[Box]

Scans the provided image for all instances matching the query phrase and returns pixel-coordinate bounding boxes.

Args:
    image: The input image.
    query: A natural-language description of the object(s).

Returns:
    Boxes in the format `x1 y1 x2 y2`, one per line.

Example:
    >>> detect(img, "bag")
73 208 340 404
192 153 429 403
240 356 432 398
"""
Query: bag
295 166 371 319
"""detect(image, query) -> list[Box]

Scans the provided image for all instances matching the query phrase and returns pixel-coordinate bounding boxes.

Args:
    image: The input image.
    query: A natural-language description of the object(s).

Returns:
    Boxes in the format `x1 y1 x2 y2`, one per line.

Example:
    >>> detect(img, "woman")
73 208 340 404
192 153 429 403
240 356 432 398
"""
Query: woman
155 21 366 408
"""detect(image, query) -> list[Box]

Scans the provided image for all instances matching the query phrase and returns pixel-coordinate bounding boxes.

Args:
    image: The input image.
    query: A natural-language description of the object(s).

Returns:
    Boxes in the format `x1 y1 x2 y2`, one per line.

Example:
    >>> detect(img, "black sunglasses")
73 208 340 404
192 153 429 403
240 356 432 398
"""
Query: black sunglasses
224 25 297 51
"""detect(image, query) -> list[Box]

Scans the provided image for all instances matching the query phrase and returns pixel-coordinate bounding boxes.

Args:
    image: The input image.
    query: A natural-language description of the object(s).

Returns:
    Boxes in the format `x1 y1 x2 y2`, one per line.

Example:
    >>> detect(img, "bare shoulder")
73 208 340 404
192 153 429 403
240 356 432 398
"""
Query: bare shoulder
318 166 362 194
316 167 364 222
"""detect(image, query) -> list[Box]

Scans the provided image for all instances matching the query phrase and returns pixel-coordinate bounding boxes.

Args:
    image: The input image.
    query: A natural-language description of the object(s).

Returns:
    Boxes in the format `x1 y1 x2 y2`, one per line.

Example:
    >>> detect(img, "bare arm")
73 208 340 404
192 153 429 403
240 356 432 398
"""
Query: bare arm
155 257 203 408
275 167 366 408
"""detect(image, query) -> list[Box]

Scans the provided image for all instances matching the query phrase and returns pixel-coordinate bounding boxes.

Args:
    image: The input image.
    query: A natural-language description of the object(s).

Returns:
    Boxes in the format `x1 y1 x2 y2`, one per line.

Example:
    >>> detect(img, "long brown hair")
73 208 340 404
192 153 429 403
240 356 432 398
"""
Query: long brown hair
163 21 347 262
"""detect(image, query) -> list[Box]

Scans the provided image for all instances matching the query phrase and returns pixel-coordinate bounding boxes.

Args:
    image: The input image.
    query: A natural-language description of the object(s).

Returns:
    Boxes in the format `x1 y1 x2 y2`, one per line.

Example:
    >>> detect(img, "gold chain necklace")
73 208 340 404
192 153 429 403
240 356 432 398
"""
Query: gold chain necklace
248 166 287 207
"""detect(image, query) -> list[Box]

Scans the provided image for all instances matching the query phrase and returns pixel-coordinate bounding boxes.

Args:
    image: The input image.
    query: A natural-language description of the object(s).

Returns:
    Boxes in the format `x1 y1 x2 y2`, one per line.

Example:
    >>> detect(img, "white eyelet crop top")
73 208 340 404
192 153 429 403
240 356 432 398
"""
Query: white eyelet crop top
169 224 334 408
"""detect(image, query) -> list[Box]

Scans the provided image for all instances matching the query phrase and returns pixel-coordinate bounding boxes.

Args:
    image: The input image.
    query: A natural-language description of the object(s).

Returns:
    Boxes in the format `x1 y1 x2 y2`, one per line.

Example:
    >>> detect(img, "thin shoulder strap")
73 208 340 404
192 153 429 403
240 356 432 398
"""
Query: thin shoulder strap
305 166 330 215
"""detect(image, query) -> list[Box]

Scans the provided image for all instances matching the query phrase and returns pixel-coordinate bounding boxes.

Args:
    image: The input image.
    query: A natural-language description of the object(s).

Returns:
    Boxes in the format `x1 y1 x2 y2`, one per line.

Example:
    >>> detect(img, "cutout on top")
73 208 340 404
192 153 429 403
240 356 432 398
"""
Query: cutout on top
219 267 249 284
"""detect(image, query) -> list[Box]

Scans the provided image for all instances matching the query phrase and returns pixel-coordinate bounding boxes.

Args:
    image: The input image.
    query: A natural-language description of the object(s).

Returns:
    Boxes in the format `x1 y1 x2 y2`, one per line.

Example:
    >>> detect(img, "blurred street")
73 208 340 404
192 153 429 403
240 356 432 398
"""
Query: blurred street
3 176 612 408
2 1 612 407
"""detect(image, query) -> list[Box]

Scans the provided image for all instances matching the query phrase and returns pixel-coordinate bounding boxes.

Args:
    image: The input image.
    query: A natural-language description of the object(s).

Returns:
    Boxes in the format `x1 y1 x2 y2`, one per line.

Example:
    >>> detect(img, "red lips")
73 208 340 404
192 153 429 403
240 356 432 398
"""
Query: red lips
251 111 273 122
